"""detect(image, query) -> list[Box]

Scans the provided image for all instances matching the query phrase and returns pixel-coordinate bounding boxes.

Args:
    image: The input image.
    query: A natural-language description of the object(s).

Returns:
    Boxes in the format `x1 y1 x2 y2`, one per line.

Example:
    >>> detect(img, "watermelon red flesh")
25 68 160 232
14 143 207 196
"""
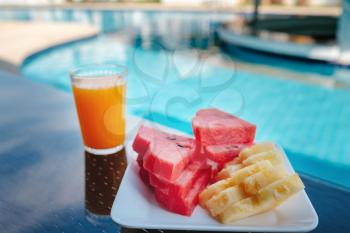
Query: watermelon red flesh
154 173 209 216
133 125 196 156
205 158 225 183
204 143 253 164
139 166 151 186
136 153 144 167
149 160 208 196
190 141 206 162
143 139 195 182
132 125 157 156
186 143 221 182
133 125 197 182
192 108 256 145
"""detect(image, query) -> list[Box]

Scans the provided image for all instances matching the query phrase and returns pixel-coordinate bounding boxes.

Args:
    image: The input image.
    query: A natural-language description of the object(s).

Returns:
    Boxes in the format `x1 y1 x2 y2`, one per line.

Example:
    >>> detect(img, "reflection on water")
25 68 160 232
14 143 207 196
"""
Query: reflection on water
85 149 127 224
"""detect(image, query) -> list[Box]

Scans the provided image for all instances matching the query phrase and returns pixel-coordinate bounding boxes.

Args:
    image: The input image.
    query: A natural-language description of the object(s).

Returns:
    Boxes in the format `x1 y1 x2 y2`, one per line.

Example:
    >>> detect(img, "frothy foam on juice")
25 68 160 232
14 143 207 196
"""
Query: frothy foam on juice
72 76 124 90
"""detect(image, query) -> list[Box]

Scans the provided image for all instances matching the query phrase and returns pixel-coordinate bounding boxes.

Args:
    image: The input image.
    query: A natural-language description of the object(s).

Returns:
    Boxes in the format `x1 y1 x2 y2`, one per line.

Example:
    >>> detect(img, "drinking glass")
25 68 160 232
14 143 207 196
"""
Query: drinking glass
71 64 127 155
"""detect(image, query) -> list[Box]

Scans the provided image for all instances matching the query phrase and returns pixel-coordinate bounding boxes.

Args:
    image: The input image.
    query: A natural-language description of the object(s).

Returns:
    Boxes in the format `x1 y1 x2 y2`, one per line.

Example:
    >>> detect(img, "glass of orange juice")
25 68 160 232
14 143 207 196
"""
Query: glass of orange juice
70 64 127 155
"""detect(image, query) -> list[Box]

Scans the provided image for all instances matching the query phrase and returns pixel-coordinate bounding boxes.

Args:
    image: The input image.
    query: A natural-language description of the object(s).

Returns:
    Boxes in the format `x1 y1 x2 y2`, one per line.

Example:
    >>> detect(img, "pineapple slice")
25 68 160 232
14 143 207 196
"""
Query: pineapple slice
239 142 276 161
224 157 240 167
217 196 273 224
205 186 245 217
214 160 272 181
216 164 242 181
241 149 284 167
217 146 283 181
242 164 288 195
258 173 304 203
218 174 304 224
199 160 273 207
199 179 231 208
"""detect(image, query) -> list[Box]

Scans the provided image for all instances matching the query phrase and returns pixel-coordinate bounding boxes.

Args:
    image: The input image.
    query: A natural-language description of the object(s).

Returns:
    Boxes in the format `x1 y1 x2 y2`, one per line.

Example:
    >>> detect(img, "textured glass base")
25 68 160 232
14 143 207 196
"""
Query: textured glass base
84 144 124 155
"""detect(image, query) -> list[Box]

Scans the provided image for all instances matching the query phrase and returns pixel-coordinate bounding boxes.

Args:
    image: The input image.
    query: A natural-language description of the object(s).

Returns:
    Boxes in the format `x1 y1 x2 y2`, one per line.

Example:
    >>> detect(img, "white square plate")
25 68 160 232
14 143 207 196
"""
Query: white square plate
111 145 318 232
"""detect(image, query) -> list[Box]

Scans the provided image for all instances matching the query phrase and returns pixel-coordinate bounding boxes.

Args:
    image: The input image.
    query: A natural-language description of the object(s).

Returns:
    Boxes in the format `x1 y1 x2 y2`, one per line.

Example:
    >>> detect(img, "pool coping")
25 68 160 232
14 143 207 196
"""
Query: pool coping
0 21 99 72
20 33 97 71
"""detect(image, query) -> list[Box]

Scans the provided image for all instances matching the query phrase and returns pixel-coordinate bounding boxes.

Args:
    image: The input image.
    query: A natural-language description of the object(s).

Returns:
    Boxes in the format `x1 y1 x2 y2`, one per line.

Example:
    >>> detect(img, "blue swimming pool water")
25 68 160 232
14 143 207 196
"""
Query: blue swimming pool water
2 9 350 189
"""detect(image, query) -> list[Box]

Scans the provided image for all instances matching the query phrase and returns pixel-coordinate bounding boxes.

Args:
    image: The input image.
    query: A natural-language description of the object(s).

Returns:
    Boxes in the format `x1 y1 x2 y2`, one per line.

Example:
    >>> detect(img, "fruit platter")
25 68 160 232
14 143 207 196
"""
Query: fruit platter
111 108 318 232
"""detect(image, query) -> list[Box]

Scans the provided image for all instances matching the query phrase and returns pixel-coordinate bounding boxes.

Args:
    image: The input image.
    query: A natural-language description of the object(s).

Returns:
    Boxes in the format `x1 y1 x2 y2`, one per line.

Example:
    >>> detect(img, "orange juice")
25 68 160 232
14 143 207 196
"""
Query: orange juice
72 81 125 150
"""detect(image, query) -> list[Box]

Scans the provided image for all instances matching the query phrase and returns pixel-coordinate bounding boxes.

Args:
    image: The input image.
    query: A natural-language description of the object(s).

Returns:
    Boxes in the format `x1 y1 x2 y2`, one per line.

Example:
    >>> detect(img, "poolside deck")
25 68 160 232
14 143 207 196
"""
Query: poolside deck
0 3 341 17
0 21 98 67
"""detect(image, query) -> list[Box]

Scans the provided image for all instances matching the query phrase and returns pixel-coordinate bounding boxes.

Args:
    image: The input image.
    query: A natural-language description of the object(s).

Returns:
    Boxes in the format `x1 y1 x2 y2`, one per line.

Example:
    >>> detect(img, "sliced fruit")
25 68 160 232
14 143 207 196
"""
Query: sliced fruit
242 164 288 195
217 195 273 224
139 166 151 186
132 125 159 156
239 142 276 161
205 186 245 217
204 143 252 164
199 179 229 208
142 133 196 182
220 160 274 185
214 159 272 182
224 157 240 167
154 173 209 216
199 160 273 206
217 174 304 224
258 173 304 203
133 124 196 157
215 164 242 181
205 159 222 181
241 149 284 167
149 160 208 197
136 153 144 167
192 108 256 145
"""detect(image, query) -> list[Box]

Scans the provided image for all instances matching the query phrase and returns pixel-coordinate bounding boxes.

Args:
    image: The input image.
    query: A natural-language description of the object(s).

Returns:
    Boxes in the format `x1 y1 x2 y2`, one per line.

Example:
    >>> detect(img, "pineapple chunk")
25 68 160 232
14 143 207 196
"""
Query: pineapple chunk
216 160 273 181
216 164 242 181
258 173 304 203
217 196 273 224
241 149 284 167
199 160 273 206
242 164 288 195
239 142 276 161
218 174 304 224
224 157 240 167
205 186 245 217
199 179 231 208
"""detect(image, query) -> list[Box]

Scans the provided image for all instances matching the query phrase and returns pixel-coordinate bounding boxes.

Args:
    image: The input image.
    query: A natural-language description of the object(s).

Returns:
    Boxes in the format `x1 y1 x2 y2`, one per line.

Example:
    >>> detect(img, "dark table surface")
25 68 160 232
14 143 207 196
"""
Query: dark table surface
0 69 349 233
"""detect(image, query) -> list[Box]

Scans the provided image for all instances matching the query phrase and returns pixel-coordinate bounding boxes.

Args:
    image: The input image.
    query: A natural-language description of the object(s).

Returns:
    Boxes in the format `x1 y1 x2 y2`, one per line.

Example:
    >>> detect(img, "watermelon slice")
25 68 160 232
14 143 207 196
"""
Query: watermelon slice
131 108 259 217
204 143 253 164
205 158 221 182
139 166 151 186
192 108 256 145
143 138 195 182
133 125 195 157
136 153 144 167
133 125 197 182
132 125 158 156
154 173 209 216
190 142 207 162
149 160 208 196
